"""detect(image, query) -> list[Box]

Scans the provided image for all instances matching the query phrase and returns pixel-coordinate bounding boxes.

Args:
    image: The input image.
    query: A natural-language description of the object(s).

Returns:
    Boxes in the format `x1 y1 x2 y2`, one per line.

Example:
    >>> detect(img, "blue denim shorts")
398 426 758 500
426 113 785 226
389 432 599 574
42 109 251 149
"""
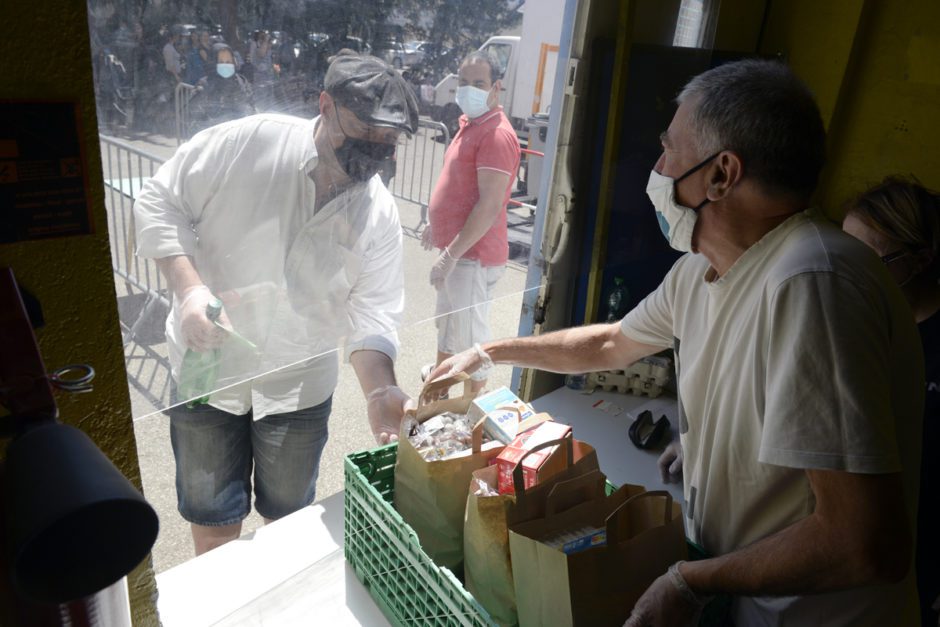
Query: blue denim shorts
168 396 332 526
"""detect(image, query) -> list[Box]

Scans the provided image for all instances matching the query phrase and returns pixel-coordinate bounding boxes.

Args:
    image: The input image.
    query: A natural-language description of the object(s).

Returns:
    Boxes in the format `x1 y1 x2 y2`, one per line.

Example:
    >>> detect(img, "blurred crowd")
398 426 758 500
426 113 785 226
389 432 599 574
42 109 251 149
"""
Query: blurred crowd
89 15 455 140
90 18 368 138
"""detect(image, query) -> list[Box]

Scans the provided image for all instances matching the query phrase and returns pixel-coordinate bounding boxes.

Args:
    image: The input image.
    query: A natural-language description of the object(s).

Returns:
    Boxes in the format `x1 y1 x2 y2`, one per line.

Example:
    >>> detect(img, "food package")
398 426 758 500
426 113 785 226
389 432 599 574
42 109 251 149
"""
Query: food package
495 421 573 494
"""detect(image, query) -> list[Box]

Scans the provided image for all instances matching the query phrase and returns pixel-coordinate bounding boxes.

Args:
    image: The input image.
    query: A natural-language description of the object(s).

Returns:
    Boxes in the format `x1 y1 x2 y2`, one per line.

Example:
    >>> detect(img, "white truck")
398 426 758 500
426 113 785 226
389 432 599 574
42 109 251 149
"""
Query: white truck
430 0 566 140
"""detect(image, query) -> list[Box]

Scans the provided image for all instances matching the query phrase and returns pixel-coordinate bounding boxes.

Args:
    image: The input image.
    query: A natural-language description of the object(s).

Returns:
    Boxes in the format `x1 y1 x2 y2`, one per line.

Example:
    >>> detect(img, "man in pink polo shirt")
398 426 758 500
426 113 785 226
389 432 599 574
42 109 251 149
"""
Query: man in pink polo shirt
421 50 521 393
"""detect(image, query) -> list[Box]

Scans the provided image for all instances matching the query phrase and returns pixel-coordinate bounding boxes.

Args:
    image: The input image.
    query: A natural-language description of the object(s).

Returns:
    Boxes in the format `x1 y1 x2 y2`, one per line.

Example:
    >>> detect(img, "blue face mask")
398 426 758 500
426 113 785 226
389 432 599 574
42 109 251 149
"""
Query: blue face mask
216 63 235 78
455 85 491 119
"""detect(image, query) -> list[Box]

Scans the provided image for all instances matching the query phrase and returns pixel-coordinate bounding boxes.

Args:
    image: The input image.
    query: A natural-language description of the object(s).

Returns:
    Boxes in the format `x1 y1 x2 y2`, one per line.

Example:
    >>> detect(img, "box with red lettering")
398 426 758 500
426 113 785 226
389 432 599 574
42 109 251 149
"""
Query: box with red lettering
495 420 572 495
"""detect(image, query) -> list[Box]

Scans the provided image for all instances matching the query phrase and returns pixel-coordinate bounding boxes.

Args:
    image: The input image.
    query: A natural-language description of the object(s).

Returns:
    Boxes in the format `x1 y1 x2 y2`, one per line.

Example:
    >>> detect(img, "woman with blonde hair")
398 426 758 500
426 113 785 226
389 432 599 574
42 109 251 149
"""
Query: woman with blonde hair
844 175 940 626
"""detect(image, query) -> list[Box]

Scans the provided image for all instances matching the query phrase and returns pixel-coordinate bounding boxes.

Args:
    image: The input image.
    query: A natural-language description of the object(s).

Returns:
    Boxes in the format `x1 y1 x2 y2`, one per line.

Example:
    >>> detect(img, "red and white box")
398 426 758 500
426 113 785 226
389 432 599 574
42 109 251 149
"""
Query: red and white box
495 421 572 495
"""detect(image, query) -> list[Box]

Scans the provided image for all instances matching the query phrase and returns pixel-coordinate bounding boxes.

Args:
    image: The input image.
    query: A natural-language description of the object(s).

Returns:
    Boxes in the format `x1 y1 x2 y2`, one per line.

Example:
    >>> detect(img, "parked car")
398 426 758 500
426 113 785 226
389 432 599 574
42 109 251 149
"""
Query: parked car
403 40 426 66
373 40 407 68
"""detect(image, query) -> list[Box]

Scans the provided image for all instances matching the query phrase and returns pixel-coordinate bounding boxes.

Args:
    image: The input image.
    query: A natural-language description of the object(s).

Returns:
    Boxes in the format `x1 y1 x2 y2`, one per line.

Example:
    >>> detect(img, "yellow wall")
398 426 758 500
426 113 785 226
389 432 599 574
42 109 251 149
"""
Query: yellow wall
746 0 940 216
758 0 866 128
0 3 158 625
818 0 940 215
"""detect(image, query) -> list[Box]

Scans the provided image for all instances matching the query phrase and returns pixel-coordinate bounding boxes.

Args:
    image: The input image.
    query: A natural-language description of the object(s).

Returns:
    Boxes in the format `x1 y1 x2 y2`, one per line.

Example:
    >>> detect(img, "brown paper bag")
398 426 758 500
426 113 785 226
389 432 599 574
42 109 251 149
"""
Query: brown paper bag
464 436 601 626
509 483 685 626
393 373 504 577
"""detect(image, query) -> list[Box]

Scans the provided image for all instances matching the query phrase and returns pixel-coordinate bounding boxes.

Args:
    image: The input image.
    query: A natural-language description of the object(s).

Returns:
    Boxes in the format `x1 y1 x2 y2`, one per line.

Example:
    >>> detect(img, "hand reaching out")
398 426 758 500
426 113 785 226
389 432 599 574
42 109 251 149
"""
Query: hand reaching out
366 385 415 445
422 344 493 401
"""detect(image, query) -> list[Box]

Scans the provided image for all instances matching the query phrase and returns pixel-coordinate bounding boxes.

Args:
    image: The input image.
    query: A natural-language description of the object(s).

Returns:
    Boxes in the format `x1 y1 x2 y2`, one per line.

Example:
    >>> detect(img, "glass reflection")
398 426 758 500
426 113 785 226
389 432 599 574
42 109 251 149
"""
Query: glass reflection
88 0 551 567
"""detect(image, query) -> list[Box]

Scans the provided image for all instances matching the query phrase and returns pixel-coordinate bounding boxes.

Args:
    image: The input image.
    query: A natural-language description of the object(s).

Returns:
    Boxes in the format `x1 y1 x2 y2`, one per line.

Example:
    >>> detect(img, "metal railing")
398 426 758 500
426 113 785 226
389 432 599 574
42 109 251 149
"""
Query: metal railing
100 136 171 353
388 118 449 234
174 83 198 146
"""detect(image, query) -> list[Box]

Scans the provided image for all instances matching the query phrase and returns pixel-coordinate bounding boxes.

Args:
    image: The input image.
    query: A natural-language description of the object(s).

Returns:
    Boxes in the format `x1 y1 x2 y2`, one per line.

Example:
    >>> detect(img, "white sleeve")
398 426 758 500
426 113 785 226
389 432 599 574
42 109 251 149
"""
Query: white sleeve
343 193 404 362
760 271 901 473
619 258 681 349
133 128 233 260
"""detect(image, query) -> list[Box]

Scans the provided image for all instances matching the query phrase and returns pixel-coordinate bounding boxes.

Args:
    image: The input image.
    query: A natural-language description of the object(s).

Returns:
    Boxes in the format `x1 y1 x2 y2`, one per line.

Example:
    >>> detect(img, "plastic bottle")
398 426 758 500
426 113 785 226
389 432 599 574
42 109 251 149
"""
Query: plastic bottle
178 297 223 408
605 276 629 322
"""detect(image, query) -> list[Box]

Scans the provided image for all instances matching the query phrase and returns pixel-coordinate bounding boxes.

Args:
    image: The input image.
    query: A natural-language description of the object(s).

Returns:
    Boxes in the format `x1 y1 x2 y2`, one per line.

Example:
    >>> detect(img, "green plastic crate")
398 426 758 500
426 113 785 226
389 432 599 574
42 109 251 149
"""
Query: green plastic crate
344 443 730 627
345 442 495 626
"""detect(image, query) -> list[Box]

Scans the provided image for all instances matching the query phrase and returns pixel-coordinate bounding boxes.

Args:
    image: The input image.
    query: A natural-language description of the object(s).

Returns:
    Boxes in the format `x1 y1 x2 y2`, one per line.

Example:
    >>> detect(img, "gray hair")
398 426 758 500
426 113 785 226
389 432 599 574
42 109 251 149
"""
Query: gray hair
678 59 826 201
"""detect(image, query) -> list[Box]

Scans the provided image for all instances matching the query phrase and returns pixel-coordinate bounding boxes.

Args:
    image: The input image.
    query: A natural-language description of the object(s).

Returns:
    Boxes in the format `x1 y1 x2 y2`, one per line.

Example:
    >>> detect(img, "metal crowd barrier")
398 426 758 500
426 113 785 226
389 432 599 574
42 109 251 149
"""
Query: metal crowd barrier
387 119 449 233
100 135 170 354
174 82 198 146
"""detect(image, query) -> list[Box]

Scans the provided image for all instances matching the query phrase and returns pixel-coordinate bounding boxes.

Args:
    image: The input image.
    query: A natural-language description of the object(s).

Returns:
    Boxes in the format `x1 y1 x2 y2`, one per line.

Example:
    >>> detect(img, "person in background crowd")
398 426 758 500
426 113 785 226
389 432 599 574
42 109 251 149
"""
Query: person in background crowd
189 43 255 133
248 30 276 110
843 175 940 627
162 26 182 84
182 29 208 86
133 52 419 556
420 50 521 394
429 59 923 627
198 30 212 68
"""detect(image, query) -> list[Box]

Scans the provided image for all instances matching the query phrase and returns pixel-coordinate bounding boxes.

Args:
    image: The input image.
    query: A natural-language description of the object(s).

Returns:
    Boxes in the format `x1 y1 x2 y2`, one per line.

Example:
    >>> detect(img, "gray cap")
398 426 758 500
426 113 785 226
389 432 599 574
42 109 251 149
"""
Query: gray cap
324 53 419 135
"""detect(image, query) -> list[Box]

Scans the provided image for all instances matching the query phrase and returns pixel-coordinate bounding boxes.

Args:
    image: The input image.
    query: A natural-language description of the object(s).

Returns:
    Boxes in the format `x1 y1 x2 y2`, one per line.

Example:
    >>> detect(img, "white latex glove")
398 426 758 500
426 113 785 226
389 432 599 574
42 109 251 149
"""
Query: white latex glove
423 344 494 401
420 223 434 251
658 439 683 484
429 247 458 289
623 562 706 627
366 385 415 445
178 285 231 352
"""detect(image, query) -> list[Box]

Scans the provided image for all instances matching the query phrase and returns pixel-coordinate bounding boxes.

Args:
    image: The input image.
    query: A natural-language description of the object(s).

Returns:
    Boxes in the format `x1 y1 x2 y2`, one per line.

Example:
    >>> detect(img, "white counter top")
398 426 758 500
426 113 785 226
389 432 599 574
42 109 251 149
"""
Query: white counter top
531 385 683 502
155 492 390 627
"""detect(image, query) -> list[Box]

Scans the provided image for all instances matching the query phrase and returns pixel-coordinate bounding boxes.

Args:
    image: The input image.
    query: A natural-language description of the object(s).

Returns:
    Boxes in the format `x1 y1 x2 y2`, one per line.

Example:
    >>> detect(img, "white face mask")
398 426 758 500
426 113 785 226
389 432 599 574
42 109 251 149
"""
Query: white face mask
455 85 491 118
216 63 235 78
645 153 718 252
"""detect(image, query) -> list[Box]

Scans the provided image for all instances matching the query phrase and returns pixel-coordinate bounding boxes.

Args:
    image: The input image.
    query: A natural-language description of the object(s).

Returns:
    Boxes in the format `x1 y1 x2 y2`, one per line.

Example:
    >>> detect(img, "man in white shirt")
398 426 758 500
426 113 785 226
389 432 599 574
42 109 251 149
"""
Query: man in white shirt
427 59 923 626
134 52 419 555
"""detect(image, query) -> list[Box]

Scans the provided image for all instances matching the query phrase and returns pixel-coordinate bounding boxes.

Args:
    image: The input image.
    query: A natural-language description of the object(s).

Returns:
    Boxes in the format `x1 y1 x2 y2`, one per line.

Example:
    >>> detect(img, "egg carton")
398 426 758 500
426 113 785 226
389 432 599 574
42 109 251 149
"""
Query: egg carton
586 355 673 398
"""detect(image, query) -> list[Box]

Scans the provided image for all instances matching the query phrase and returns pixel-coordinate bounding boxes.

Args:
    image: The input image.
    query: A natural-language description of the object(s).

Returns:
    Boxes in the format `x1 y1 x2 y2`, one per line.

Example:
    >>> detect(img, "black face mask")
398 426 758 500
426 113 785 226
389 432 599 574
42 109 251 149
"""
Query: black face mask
334 136 395 182
333 111 396 182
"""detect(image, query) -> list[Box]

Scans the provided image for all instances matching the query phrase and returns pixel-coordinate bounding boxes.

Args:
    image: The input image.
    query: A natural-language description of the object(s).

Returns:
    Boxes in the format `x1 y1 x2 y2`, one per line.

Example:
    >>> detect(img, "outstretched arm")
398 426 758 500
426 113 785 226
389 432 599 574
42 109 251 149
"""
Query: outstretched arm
427 322 663 383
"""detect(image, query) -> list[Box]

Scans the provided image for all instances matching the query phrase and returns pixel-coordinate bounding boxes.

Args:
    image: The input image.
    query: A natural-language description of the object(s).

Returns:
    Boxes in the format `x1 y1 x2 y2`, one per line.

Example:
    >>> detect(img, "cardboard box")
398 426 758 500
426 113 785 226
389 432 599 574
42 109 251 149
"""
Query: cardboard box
495 421 572 494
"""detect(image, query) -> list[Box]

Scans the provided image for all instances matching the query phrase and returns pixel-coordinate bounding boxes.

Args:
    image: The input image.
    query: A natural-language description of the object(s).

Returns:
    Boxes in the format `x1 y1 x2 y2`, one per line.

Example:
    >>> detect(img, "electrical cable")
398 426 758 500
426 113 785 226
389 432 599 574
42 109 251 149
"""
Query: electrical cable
48 364 95 393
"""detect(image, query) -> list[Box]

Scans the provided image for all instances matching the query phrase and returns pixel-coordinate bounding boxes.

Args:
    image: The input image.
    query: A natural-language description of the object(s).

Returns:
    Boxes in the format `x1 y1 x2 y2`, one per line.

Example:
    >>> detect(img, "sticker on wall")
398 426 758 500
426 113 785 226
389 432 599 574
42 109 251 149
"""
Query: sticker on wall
0 101 92 243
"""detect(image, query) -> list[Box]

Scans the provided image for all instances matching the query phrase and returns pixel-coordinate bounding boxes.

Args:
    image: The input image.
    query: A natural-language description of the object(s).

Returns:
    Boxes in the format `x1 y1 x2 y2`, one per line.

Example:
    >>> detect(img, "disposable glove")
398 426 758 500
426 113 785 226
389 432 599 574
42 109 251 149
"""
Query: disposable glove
366 385 415 445
658 439 683 484
429 247 458 289
423 343 493 401
178 285 231 352
623 562 708 627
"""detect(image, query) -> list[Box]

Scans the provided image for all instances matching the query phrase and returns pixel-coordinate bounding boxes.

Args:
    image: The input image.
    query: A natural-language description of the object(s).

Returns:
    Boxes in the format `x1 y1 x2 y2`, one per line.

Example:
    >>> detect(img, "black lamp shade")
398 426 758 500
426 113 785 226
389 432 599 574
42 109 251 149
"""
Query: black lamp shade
4 422 159 603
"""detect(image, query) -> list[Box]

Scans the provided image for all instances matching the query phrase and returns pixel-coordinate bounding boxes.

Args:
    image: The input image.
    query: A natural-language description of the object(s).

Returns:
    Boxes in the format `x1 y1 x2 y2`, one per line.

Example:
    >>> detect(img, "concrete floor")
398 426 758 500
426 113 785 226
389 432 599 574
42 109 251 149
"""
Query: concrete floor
106 130 534 574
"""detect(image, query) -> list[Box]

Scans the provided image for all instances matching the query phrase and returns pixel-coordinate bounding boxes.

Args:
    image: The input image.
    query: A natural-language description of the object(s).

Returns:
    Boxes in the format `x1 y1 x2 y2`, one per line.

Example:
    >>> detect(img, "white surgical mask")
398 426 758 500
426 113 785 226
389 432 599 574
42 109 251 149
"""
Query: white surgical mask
455 85 490 118
645 153 718 252
216 63 235 78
